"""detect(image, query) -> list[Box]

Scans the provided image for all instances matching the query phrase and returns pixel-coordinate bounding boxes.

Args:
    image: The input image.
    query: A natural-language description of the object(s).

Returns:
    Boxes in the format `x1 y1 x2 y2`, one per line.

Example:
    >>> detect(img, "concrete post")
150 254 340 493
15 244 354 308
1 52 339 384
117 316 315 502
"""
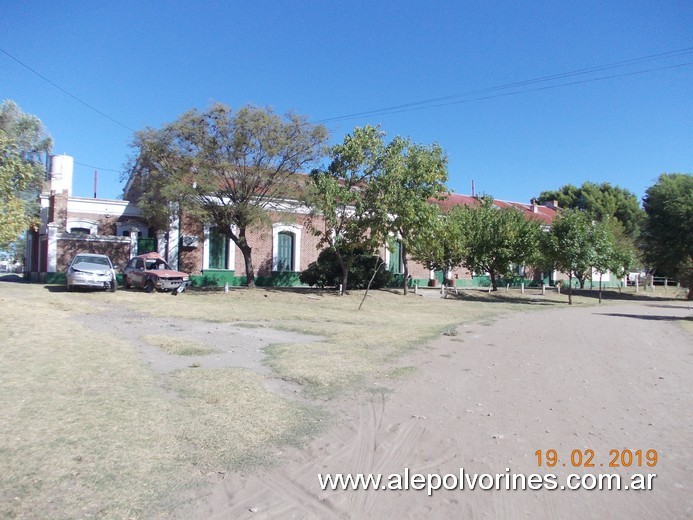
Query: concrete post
47 223 59 273
156 231 167 258
129 228 138 259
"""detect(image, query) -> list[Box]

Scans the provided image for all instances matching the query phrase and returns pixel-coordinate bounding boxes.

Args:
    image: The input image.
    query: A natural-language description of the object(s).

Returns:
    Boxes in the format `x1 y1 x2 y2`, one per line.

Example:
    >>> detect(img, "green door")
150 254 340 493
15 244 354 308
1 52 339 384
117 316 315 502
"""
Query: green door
137 237 156 254
277 232 294 271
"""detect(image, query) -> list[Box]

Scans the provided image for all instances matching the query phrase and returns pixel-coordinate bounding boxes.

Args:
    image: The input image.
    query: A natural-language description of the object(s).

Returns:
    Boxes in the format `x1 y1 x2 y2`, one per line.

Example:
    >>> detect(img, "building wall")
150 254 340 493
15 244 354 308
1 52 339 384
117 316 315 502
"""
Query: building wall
56 237 132 272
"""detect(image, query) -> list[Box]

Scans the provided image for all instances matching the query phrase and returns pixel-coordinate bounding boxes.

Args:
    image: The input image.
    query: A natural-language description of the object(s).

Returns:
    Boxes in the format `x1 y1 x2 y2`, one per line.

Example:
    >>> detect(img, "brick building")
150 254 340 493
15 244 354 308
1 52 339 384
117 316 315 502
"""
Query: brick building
27 154 562 288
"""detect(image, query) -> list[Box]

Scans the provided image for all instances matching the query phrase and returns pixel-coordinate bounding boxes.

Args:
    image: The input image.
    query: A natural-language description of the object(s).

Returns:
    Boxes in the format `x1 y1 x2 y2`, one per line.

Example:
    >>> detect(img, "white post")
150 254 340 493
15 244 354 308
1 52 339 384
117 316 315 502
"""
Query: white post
156 231 167 258
635 277 639 292
542 283 546 295
129 228 138 258
47 223 58 273
224 282 229 293
414 283 418 294
521 282 525 295
506 283 509 292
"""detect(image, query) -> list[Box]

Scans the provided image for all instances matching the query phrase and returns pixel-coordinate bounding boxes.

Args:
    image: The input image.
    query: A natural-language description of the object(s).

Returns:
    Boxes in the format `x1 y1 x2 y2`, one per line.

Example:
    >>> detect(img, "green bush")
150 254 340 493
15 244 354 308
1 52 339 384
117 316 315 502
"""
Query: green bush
300 247 393 290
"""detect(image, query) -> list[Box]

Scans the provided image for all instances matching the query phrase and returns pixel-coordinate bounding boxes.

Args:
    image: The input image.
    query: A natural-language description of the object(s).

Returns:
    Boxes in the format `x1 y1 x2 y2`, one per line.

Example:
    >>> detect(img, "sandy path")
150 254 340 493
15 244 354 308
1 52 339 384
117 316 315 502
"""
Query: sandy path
186 301 692 519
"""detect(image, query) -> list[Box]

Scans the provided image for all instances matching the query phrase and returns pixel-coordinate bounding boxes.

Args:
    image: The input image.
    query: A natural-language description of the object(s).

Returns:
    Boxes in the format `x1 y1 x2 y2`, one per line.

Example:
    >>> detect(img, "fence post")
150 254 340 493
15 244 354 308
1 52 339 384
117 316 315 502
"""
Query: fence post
635 277 639 292
521 283 525 295
542 283 546 295
414 283 418 295
506 284 509 292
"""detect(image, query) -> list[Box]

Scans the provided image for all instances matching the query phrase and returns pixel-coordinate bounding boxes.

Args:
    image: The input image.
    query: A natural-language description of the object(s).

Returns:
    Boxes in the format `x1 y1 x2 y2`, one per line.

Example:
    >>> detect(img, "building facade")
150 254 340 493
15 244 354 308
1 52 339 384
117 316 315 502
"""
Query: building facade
27 154 568 288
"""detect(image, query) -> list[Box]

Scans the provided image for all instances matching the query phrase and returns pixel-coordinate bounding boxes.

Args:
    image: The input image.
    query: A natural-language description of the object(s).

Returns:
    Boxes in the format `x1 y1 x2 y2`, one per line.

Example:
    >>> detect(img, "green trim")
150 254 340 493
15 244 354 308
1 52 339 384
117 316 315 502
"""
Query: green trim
256 272 304 287
45 272 66 284
193 270 239 287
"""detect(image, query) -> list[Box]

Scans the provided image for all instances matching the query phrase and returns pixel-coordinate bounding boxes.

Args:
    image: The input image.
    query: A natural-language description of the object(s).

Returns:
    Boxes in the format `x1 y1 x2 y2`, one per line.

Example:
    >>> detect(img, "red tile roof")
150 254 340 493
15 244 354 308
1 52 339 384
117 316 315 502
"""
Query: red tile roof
433 193 558 225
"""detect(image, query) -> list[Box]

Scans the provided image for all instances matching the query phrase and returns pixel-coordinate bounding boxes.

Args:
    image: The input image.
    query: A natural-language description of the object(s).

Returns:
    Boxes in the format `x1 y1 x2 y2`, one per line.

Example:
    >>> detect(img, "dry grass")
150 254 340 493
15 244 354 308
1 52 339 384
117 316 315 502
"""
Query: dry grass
1 280 686 518
0 283 322 519
143 334 216 356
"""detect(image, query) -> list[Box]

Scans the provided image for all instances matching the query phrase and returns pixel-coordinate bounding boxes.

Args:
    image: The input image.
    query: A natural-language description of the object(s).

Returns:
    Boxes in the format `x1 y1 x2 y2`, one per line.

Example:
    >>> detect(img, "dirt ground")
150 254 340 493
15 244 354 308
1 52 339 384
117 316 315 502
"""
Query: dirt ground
182 301 693 519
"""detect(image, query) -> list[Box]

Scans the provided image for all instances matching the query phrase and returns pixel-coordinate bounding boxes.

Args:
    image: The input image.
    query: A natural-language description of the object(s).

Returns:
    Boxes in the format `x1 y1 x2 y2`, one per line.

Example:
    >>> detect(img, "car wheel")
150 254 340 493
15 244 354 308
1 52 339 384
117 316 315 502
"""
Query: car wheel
110 279 118 292
123 276 131 289
144 279 155 293
66 282 73 292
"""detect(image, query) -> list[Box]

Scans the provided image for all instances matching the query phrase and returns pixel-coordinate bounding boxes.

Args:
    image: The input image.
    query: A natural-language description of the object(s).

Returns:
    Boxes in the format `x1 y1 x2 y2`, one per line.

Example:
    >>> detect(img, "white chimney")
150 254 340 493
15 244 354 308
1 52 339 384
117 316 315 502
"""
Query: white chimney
50 154 74 195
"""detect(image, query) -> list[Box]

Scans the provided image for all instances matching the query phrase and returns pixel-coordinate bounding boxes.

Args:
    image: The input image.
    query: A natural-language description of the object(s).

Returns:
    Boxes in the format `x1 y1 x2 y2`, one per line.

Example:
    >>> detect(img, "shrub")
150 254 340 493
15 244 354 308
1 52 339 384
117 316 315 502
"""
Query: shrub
300 247 393 290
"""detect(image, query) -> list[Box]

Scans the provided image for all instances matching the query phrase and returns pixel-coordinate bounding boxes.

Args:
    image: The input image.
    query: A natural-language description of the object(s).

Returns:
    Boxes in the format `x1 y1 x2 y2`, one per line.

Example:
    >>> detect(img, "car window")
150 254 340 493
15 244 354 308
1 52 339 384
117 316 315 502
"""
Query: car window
74 255 110 266
145 259 169 270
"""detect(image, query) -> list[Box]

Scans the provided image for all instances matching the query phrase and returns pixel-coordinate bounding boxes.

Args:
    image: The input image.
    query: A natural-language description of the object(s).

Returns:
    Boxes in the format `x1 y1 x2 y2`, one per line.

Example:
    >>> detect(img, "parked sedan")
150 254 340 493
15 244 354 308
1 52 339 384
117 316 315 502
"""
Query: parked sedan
66 253 118 292
123 252 190 293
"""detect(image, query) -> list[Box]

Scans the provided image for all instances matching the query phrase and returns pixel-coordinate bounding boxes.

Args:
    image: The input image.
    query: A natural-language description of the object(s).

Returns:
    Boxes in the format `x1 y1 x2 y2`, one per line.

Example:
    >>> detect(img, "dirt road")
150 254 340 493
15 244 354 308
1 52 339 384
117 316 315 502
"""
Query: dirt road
186 301 692 519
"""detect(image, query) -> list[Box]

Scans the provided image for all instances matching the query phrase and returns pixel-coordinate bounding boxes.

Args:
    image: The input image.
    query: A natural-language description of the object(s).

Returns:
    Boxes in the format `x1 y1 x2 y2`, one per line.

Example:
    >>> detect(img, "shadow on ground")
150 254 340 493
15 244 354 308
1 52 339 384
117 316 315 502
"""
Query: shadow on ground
595 312 692 322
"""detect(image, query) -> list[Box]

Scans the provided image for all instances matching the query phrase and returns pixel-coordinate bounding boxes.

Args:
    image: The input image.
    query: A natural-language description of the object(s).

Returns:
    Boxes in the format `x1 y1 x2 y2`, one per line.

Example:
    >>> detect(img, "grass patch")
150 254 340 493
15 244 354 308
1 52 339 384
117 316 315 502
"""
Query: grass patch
386 366 418 378
143 334 216 356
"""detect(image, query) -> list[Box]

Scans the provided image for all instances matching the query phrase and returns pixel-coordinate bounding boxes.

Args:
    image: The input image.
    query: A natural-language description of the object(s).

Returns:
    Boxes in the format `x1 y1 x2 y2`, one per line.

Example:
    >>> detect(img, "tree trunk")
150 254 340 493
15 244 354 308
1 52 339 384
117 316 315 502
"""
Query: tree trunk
240 243 255 288
577 274 586 289
233 229 255 288
401 243 409 296
489 267 498 291
335 249 348 296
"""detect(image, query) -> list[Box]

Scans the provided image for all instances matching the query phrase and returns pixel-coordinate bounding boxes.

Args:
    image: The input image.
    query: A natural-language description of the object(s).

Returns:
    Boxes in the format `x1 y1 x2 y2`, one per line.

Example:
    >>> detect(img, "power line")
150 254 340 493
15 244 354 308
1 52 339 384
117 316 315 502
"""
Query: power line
74 161 126 174
0 48 136 132
318 46 693 123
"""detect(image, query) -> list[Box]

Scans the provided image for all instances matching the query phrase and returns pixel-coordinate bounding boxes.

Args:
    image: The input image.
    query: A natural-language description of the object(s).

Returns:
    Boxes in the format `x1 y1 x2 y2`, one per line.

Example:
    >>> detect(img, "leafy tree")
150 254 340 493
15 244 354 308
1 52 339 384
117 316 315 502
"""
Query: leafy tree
590 220 616 303
537 181 645 239
299 246 392 290
457 197 543 291
542 209 595 304
0 100 52 249
127 103 328 288
604 218 638 291
369 137 448 295
409 204 467 284
641 173 693 298
306 126 389 294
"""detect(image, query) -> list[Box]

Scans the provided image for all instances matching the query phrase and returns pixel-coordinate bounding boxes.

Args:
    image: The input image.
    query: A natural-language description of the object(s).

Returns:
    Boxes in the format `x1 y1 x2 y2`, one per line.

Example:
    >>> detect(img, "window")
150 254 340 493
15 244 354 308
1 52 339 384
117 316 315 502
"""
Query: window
208 227 227 269
276 232 295 271
388 240 403 274
67 219 98 235
272 224 302 272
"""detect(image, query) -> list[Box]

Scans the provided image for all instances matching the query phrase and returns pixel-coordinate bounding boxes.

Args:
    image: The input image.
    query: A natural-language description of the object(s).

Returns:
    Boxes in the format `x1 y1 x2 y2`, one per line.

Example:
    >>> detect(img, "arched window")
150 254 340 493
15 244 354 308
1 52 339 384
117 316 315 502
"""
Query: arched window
276 231 295 272
70 227 91 236
272 223 302 272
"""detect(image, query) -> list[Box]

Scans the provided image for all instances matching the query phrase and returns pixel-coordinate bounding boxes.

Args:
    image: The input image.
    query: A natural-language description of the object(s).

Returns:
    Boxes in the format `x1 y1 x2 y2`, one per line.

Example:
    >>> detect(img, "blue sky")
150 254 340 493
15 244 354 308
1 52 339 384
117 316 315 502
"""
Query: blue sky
2 1 691 203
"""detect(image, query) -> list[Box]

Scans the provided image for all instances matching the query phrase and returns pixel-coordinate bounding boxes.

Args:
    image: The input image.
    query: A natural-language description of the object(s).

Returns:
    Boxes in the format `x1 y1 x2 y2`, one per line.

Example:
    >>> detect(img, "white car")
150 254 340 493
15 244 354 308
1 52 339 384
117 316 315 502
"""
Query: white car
66 253 118 292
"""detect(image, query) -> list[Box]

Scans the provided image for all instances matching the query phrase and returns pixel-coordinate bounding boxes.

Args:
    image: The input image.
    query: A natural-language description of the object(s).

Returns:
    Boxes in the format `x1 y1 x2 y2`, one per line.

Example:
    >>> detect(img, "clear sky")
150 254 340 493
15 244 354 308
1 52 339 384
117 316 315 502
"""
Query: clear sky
1 1 691 204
